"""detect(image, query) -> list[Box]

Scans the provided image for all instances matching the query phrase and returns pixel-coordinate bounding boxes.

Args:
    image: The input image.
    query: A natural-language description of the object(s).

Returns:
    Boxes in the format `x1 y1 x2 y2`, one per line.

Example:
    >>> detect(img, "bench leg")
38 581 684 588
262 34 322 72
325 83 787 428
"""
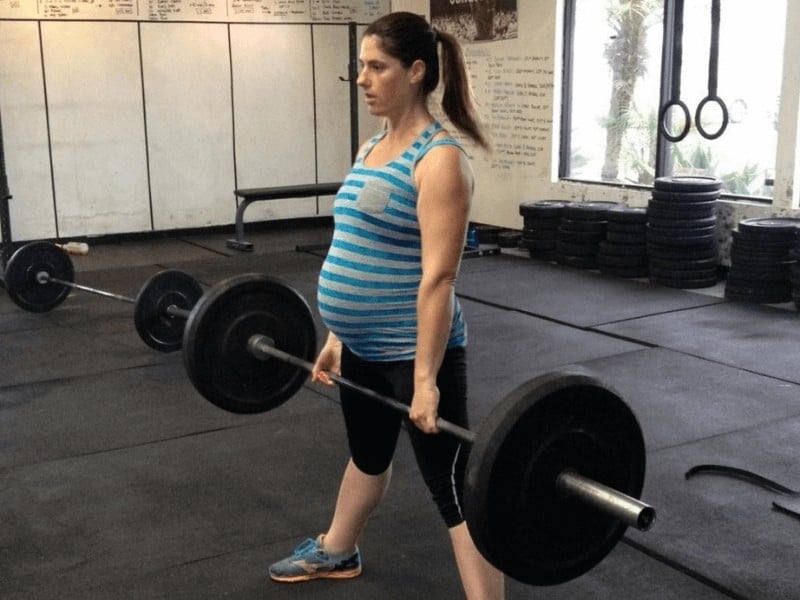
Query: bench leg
226 198 254 251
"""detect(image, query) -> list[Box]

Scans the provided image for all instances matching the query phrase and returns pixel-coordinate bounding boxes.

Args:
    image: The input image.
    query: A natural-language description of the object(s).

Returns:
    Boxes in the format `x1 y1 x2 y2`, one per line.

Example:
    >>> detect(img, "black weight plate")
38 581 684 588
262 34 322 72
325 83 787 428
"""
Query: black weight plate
559 219 606 233
731 229 796 248
497 230 522 248
651 189 720 203
523 216 560 230
519 201 565 218
648 199 716 216
729 250 793 266
651 274 718 289
647 243 718 261
523 228 559 241
647 215 716 230
134 270 204 352
4 241 74 312
606 205 648 224
649 256 717 271
649 265 718 281
558 229 604 244
605 221 648 234
464 369 646 586
728 272 789 286
561 202 620 221
647 223 716 236
646 230 716 247
557 241 600 256
598 240 649 257
738 217 800 236
653 175 721 193
605 231 648 245
183 273 317 414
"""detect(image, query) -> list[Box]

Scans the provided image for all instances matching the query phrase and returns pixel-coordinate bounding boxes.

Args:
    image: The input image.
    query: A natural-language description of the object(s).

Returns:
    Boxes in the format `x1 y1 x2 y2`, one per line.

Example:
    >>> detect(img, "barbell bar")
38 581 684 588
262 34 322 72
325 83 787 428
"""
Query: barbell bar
248 333 654 530
3 241 201 352
181 272 657 586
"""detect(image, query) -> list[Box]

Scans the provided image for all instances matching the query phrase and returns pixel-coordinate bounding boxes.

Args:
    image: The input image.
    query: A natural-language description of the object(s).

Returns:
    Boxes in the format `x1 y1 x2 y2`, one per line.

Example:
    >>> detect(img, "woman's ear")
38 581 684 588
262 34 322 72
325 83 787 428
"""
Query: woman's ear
409 59 426 85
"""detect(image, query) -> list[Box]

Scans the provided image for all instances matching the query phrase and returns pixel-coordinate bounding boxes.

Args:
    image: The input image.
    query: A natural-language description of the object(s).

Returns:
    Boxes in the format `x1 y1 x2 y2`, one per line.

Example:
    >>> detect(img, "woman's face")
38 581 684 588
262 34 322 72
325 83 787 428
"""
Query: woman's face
357 35 423 118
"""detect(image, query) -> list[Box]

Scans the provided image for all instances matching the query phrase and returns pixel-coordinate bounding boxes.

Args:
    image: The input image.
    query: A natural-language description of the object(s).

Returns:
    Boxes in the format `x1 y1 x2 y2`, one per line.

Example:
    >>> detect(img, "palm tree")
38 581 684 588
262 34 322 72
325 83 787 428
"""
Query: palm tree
601 0 662 182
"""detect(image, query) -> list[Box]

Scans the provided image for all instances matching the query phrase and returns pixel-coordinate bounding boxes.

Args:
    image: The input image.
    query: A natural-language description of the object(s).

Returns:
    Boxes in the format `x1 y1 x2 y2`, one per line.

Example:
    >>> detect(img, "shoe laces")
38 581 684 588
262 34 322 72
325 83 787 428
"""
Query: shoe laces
292 538 324 558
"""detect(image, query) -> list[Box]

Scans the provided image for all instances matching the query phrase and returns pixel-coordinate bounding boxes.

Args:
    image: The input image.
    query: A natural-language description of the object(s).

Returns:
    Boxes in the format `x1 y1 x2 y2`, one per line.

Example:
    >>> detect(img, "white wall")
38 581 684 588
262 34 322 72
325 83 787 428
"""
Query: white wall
3 0 799 243
0 2 386 242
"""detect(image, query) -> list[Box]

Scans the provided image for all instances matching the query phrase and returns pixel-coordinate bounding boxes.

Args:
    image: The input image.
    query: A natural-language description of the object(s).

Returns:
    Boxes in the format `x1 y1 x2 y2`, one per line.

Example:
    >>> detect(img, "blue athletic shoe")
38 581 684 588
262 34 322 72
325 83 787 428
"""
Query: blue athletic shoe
268 535 362 582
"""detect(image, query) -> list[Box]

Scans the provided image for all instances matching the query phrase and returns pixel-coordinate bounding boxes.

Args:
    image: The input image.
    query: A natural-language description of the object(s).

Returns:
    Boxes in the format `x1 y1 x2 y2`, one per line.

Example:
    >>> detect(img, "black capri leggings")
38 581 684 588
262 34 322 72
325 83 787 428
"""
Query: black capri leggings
339 345 470 528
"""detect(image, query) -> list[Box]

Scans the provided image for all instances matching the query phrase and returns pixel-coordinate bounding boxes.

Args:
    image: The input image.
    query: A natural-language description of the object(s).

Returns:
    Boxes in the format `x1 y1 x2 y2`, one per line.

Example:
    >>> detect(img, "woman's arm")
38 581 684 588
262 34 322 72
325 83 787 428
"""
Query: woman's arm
410 143 473 433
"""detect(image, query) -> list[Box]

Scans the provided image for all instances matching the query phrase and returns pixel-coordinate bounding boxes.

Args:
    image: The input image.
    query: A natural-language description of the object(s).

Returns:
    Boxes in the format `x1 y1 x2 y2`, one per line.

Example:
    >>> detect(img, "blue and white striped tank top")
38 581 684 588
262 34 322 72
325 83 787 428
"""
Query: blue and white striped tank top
318 121 467 361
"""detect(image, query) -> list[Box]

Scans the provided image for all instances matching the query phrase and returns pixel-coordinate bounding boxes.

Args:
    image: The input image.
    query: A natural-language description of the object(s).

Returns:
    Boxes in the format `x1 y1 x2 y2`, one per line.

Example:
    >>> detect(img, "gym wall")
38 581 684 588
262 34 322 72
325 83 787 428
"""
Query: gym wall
0 1 387 242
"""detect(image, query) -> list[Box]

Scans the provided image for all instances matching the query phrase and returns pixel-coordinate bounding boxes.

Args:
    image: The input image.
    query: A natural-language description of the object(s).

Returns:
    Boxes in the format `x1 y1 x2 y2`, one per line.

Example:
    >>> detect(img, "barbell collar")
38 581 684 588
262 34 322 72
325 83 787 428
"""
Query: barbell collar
557 470 655 531
165 304 191 319
247 334 477 443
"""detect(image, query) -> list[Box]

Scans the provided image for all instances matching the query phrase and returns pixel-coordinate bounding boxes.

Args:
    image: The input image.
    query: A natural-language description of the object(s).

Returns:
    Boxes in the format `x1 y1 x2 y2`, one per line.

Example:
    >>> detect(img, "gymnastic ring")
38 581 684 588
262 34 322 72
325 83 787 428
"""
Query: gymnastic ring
695 95 729 140
659 99 691 143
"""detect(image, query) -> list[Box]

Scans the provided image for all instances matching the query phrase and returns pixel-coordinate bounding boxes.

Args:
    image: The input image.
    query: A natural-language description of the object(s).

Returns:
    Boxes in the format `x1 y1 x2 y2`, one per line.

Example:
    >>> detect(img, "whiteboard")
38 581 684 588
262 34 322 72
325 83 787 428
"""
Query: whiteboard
41 21 151 237
0 0 389 23
140 22 236 229
0 21 56 240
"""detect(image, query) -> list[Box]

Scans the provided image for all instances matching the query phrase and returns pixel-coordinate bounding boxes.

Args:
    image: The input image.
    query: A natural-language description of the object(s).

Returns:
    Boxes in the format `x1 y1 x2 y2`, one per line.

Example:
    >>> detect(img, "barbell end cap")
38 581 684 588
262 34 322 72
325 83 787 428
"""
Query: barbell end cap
637 506 657 532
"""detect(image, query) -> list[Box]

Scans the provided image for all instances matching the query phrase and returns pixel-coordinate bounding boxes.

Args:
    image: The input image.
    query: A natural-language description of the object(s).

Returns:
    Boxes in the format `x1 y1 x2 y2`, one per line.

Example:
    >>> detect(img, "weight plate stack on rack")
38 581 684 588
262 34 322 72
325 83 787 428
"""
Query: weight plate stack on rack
598 206 649 278
725 217 800 304
519 201 565 261
646 176 720 289
556 201 620 270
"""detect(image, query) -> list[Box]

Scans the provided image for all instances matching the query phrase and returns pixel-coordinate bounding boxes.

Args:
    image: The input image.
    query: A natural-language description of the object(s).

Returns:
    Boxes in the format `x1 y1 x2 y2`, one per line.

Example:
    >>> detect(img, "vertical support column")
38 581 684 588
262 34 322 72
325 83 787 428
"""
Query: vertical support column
347 21 359 162
0 105 13 267
772 1 800 210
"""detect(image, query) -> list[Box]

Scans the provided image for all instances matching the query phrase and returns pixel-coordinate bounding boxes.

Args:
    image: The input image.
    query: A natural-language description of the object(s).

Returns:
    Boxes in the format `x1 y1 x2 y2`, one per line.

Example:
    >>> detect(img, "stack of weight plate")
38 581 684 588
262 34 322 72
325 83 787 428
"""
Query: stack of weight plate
646 176 720 289
519 201 565 261
597 206 649 278
725 217 800 304
556 201 620 269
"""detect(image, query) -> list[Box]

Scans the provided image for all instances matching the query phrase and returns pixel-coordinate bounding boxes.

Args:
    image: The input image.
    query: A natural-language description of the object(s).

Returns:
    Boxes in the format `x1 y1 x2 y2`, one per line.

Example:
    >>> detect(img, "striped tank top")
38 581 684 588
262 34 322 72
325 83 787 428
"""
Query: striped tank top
318 121 467 362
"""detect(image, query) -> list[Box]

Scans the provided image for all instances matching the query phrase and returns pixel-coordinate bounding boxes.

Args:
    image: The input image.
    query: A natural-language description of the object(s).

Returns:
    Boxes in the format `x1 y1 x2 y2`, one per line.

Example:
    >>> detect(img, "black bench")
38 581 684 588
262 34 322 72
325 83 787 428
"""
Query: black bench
227 182 342 251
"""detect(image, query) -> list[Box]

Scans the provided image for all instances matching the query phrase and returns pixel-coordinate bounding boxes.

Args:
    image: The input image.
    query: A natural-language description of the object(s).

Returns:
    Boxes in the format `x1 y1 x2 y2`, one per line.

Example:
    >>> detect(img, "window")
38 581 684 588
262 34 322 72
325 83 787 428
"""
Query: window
561 0 787 200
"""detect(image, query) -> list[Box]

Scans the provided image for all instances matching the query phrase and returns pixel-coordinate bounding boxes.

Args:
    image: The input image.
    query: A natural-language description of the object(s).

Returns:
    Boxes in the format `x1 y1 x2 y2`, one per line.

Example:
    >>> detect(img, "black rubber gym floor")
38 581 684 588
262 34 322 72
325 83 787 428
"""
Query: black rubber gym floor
1 221 798 599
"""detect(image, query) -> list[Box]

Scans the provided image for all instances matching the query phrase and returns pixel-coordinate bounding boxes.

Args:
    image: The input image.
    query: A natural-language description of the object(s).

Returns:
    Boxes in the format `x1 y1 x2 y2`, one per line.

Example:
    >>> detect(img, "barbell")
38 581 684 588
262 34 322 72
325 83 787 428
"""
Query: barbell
180 272 656 586
3 241 202 352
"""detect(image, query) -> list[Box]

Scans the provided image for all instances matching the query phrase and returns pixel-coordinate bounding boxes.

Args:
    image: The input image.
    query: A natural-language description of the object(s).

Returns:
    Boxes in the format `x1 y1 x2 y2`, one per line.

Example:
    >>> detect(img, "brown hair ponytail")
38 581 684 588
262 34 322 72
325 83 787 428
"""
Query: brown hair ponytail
364 12 490 151
435 28 490 150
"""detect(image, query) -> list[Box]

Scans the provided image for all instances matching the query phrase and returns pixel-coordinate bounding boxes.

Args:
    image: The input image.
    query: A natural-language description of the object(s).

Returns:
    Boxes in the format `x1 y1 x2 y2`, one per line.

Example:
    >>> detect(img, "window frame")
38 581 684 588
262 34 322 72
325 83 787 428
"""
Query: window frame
559 0 781 204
